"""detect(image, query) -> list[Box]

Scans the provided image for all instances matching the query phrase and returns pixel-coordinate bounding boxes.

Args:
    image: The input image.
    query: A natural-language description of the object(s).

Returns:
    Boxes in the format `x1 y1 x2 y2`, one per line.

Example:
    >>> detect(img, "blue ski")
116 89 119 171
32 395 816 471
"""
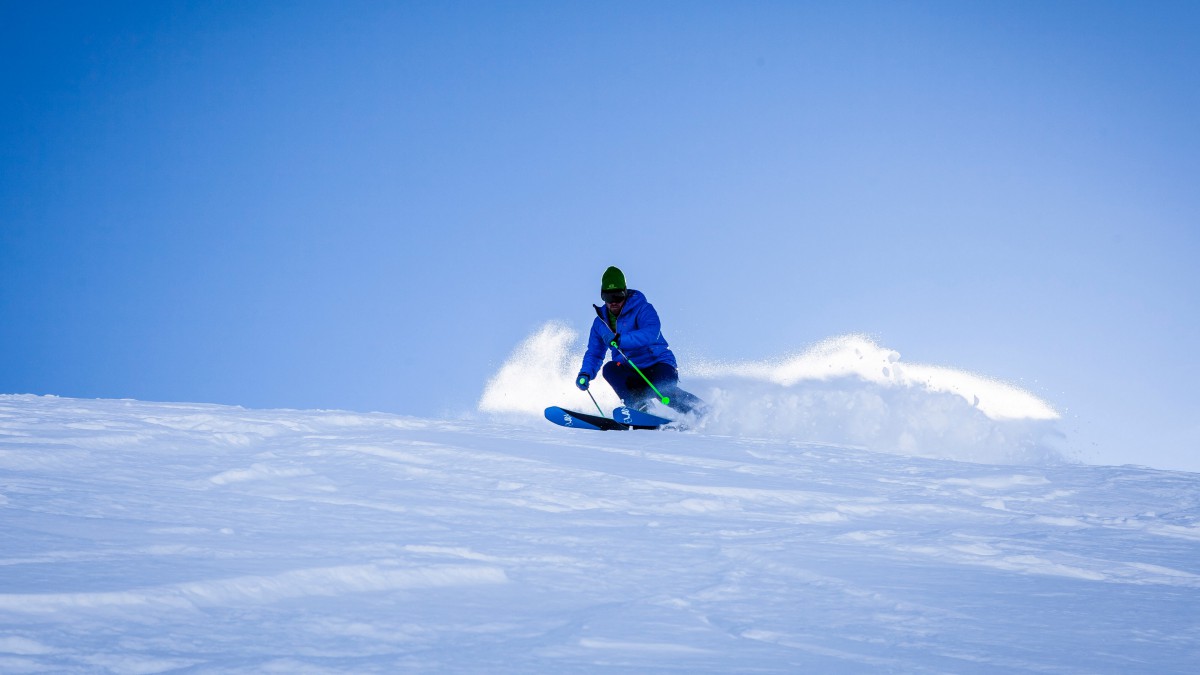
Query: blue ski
612 406 673 427
544 407 661 431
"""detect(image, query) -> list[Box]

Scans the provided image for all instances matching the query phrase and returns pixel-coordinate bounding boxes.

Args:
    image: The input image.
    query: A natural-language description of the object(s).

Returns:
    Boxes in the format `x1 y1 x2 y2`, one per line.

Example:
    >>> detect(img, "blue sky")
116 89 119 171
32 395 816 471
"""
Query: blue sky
2 2 1197 469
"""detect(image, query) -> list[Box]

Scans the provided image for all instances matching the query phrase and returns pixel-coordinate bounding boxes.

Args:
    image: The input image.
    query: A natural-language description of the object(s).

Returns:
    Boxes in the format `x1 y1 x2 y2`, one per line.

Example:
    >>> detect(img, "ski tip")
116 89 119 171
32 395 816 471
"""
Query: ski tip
545 406 623 431
545 407 596 430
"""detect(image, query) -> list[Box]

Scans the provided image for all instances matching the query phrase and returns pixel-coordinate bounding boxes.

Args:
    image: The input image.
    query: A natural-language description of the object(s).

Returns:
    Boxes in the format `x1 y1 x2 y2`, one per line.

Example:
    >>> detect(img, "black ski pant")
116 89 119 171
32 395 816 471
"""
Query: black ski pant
601 361 705 414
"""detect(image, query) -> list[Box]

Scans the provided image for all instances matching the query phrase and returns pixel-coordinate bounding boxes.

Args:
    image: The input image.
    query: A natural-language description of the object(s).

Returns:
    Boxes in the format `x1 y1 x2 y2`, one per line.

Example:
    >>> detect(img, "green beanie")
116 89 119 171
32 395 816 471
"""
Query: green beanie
601 266 626 291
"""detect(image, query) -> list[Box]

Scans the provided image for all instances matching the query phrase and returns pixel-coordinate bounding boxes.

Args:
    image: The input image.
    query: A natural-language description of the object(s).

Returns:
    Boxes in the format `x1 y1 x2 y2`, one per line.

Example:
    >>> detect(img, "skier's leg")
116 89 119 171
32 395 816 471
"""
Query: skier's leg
666 389 708 416
642 363 707 415
602 361 651 408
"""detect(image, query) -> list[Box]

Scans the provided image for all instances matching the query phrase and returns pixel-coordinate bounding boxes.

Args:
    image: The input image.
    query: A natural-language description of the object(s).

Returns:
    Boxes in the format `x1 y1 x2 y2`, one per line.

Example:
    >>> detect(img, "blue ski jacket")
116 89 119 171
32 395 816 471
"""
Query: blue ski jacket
579 289 677 379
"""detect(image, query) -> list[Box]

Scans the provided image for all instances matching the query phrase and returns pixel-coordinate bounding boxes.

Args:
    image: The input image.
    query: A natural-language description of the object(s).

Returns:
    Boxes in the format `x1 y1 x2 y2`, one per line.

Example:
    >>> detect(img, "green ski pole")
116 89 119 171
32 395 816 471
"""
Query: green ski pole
607 332 670 406
581 382 606 417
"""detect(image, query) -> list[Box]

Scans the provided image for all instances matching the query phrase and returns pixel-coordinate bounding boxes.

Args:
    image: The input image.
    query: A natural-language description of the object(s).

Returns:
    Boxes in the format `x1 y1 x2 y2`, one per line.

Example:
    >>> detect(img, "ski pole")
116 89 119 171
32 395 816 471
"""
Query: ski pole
607 332 670 405
583 386 606 417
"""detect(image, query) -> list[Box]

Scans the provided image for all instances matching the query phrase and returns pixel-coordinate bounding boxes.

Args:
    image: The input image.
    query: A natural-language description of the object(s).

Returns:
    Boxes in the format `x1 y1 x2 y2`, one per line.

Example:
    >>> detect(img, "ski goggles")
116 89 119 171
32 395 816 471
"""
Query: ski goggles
601 289 628 303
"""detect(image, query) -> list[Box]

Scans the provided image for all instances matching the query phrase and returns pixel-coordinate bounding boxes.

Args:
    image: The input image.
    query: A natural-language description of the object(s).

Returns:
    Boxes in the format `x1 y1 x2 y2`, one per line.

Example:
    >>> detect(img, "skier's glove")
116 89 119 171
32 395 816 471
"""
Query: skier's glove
576 373 590 391
609 333 621 348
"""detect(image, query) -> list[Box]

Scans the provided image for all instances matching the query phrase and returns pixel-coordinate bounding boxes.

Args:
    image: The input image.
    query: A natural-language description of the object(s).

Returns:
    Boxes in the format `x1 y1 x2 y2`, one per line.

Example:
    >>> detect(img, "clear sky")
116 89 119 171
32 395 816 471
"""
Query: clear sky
2 2 1197 469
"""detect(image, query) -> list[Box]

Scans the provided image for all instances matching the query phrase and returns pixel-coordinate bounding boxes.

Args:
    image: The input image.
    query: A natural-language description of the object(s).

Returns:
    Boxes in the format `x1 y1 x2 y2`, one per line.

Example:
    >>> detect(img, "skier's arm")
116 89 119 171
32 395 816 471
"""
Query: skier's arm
579 320 607 379
615 302 663 349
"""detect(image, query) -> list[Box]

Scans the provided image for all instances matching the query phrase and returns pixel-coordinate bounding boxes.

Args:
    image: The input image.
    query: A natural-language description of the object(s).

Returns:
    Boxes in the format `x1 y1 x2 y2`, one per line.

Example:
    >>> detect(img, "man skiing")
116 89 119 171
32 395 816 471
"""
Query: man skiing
576 266 706 416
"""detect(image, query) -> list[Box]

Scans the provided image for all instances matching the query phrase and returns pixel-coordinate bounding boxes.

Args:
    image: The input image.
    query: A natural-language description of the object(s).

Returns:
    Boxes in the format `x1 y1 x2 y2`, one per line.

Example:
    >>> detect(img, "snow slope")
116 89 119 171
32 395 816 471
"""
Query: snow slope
481 324 1065 465
2 394 1198 673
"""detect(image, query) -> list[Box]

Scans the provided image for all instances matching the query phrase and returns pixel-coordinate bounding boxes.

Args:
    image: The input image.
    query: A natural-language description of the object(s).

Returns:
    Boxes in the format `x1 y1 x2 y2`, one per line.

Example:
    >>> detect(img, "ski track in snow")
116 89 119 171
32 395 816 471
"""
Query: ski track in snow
1 394 1199 673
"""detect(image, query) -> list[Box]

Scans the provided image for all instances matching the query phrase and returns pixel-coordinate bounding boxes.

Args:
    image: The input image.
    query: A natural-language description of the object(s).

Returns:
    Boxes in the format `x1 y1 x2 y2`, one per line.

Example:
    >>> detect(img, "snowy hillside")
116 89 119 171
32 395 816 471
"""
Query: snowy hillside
2 394 1198 673
482 326 1066 465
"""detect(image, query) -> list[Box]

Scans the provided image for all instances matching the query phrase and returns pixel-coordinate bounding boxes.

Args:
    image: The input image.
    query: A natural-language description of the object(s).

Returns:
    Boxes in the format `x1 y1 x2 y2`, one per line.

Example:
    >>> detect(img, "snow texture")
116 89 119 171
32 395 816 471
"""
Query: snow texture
481 324 1065 465
2 393 1198 673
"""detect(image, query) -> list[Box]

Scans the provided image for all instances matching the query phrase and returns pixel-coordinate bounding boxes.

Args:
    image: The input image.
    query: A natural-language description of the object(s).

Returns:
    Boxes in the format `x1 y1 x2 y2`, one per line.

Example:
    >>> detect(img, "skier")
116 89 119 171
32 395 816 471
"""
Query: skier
576 266 706 416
